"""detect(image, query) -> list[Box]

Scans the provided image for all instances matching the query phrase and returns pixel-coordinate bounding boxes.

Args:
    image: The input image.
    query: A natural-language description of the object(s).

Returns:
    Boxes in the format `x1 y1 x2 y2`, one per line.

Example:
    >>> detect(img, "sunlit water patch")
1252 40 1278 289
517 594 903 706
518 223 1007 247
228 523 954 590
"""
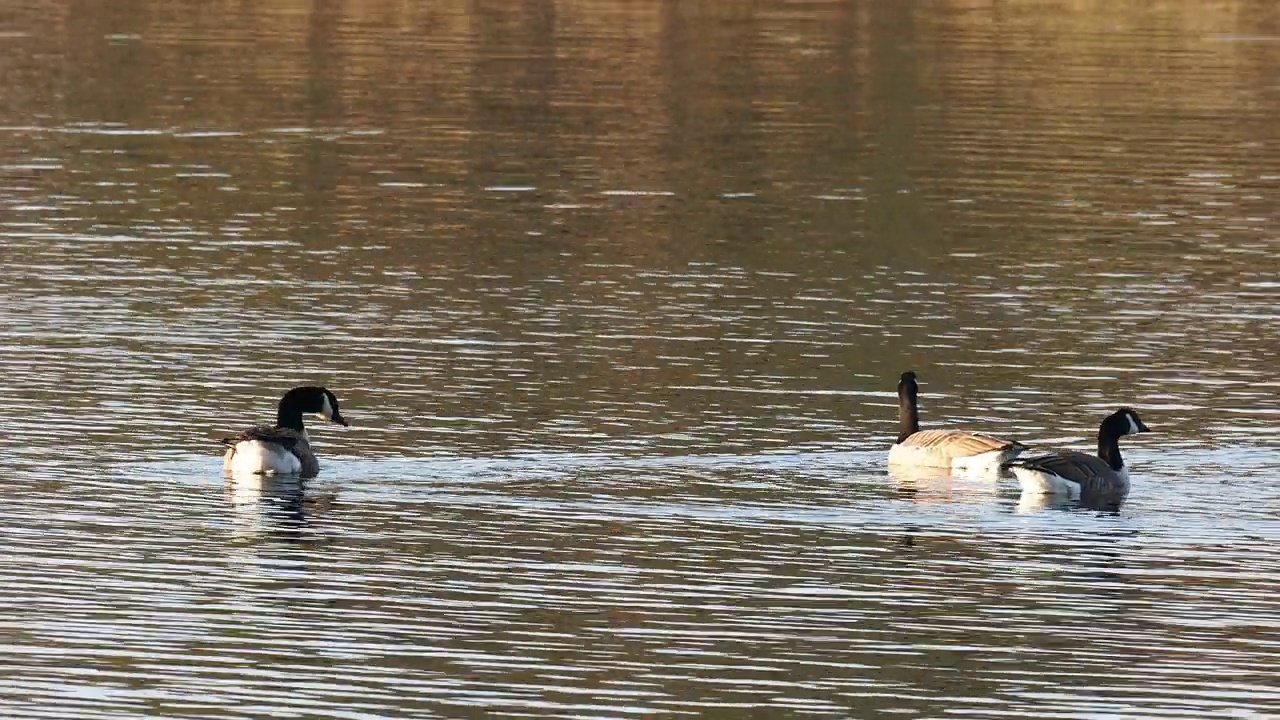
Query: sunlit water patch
1 447 1277 717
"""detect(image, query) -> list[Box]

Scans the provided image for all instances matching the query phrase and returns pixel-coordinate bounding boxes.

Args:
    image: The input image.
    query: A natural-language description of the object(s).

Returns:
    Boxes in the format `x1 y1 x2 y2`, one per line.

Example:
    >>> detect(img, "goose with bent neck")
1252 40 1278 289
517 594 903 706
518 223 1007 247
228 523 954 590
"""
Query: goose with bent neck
887 371 1025 474
221 386 350 478
1006 408 1150 501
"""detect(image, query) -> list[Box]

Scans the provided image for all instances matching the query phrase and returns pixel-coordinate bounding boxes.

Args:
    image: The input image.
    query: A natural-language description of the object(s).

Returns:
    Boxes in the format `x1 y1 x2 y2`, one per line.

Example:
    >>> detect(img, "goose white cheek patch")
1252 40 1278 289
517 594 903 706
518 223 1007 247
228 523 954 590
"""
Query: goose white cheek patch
1127 414 1141 435
317 393 333 422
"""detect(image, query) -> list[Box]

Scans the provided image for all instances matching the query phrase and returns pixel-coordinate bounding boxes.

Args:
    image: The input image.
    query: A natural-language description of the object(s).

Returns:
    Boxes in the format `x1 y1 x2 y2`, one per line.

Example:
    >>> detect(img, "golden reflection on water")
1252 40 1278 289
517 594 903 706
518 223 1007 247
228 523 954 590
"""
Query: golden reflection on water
0 1 1278 718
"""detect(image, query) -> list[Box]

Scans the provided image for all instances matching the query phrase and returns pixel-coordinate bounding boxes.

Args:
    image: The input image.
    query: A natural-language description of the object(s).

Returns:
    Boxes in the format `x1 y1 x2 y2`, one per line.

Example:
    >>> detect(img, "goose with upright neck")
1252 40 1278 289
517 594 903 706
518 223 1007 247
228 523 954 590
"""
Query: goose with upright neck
220 386 349 477
1005 408 1150 501
887 371 1025 474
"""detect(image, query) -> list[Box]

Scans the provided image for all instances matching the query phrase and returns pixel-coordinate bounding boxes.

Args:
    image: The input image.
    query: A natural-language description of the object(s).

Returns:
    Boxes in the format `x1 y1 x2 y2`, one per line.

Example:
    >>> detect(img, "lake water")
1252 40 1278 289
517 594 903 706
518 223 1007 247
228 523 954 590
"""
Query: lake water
1 1 1279 717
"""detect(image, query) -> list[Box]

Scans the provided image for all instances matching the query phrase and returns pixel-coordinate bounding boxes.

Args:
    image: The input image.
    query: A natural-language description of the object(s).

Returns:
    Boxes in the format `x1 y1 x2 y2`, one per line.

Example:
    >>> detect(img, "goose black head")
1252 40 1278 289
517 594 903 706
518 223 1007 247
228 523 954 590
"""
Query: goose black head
898 371 919 399
1103 407 1149 437
278 386 349 429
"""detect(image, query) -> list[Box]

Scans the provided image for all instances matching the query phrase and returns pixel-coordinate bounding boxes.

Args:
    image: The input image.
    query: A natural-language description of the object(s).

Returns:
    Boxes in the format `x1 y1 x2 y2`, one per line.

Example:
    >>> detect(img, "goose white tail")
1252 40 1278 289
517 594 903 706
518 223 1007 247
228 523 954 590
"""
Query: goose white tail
225 441 302 475
953 447 1021 472
1008 466 1081 498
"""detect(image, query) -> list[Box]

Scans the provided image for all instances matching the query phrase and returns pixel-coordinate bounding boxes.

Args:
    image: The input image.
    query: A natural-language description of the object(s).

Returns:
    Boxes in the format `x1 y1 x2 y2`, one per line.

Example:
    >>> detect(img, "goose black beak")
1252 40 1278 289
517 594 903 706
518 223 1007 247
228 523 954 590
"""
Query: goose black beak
333 414 350 427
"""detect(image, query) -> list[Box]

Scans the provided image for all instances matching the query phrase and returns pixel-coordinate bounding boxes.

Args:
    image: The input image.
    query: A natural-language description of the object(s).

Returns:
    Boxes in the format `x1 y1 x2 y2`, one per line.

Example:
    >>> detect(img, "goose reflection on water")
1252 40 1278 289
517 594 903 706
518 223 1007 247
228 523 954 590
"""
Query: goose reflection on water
225 473 340 543
1015 487 1127 514
888 463 1005 505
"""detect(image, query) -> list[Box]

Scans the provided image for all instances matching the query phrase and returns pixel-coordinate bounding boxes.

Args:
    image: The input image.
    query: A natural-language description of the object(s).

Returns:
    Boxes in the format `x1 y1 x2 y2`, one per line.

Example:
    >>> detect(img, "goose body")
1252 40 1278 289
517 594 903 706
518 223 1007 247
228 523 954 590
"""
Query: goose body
1006 408 1149 500
220 386 348 478
888 371 1024 473
224 426 310 476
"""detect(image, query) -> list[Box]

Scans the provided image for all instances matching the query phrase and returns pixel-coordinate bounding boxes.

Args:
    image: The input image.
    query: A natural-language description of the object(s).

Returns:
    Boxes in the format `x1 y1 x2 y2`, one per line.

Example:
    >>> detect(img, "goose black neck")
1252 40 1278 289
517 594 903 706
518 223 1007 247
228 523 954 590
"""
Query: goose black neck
277 396 308 432
1097 431 1124 471
897 385 920 444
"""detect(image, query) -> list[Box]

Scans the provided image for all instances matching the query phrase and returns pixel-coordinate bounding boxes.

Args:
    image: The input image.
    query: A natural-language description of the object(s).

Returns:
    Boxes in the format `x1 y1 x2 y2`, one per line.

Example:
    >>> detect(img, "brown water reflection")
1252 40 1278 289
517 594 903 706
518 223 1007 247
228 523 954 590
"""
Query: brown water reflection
1 0 1279 717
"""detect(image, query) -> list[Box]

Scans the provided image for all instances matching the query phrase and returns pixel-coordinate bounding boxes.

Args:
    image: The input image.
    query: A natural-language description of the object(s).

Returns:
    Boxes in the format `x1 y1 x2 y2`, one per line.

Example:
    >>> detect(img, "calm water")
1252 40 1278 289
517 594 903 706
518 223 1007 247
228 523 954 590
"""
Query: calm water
2 0 1279 717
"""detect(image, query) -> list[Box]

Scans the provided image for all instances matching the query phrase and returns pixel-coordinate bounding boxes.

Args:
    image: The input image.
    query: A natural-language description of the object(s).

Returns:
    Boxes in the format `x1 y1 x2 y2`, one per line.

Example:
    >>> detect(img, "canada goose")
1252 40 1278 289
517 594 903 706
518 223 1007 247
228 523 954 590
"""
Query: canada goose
220 386 349 477
1005 408 1150 500
888 371 1025 472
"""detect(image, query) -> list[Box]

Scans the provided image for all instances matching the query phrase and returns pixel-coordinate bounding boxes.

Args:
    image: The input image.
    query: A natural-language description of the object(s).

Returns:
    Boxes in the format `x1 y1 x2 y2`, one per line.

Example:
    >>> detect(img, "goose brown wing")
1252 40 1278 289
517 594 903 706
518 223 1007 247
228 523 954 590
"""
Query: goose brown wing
219 425 305 449
1013 451 1112 483
903 429 1019 455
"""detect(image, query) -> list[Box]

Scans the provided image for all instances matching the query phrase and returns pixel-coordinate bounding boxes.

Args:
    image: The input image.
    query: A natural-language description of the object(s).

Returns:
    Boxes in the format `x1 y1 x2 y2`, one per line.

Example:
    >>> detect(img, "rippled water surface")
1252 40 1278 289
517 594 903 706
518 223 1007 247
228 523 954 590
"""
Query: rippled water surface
2 1 1279 717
